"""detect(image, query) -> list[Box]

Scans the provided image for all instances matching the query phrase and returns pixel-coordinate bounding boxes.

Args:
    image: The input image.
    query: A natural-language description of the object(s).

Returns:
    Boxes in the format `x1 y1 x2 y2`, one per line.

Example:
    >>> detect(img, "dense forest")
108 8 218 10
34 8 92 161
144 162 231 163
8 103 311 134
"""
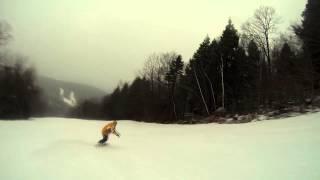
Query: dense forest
0 21 45 119
71 2 320 123
1 1 319 122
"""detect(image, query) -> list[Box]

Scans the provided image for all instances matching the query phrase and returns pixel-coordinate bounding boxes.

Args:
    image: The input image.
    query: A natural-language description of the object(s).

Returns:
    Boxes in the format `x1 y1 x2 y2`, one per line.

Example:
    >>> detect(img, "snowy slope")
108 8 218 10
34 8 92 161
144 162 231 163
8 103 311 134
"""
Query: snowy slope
1 113 320 180
59 88 77 107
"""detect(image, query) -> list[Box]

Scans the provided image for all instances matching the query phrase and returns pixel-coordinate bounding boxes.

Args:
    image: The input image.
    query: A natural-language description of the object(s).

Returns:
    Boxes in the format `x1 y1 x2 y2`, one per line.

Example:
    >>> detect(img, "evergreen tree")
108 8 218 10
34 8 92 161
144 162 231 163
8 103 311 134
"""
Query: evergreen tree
165 55 184 121
0 62 43 119
207 40 221 110
184 36 212 116
246 40 261 108
274 43 299 104
295 0 320 89
219 19 243 112
0 21 44 119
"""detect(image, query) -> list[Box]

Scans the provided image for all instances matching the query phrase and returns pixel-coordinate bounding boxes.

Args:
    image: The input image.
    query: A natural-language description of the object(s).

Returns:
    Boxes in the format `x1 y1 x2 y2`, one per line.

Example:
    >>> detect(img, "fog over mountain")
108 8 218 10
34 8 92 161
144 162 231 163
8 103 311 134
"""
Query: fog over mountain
36 76 107 115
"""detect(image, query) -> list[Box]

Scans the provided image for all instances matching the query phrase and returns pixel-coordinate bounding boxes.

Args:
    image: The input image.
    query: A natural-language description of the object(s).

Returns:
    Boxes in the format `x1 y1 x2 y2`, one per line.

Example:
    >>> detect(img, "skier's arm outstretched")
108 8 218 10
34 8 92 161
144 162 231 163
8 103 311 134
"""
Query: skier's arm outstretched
98 120 120 144
112 127 121 137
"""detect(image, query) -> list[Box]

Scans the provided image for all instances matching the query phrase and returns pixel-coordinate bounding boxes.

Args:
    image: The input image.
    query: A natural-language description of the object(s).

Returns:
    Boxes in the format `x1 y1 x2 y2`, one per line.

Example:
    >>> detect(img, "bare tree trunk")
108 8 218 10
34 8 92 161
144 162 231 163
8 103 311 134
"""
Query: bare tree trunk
203 70 216 110
193 65 210 115
308 54 315 98
266 34 272 75
266 34 272 107
242 6 280 107
151 70 154 95
170 81 178 121
220 56 225 109
171 93 177 121
258 58 263 106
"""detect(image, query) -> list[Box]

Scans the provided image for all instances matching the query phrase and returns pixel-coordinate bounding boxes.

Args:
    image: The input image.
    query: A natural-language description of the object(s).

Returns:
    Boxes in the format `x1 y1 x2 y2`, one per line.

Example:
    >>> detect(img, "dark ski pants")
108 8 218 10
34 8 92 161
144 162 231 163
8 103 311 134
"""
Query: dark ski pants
98 135 109 144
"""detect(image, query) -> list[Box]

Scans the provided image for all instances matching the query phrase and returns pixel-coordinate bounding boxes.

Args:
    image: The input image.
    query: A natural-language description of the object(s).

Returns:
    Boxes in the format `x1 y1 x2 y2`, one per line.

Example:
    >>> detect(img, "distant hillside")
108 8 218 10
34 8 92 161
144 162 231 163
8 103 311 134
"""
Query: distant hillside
35 76 108 116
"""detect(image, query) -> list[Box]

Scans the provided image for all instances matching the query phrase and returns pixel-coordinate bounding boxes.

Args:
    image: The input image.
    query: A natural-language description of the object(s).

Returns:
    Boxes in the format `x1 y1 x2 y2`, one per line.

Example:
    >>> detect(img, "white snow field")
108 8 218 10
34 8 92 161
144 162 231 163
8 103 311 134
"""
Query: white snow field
1 113 320 180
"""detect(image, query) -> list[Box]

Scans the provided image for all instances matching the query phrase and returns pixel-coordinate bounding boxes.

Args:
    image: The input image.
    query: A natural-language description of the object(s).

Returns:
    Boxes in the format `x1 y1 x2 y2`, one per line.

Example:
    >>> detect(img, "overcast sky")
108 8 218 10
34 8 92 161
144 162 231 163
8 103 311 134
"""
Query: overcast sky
0 0 306 92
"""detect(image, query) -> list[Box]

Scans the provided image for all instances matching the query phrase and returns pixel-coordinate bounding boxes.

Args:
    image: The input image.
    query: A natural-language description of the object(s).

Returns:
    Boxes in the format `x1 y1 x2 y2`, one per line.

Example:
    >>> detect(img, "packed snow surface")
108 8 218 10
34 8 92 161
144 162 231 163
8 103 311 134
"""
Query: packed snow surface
1 113 320 180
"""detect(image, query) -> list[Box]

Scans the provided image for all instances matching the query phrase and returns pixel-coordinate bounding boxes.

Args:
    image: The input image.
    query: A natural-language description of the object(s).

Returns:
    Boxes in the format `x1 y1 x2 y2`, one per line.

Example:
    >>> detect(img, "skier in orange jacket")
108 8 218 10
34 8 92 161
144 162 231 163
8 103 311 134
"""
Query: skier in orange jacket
98 120 120 144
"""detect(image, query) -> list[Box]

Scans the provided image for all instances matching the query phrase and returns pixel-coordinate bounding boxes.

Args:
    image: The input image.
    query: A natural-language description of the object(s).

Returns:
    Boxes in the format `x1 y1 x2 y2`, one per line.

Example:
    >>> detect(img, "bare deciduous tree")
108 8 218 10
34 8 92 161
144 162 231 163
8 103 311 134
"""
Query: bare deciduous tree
242 6 280 74
141 52 178 90
141 53 158 93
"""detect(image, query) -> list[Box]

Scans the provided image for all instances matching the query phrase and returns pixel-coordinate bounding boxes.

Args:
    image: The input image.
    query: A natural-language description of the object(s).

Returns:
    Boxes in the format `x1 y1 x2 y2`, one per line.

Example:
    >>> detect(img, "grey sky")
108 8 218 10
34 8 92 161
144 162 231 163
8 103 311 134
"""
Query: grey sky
0 0 306 92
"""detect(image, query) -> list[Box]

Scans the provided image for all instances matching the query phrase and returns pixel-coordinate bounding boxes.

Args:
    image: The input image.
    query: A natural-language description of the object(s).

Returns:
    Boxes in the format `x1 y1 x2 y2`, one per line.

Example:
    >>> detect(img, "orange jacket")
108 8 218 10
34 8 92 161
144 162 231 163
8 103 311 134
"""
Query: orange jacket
102 121 120 137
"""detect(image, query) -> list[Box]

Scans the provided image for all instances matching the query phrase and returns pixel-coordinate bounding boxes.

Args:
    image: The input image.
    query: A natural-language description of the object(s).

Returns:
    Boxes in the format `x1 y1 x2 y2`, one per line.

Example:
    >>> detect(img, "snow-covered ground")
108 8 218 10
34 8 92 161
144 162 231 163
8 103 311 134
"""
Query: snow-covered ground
1 113 320 180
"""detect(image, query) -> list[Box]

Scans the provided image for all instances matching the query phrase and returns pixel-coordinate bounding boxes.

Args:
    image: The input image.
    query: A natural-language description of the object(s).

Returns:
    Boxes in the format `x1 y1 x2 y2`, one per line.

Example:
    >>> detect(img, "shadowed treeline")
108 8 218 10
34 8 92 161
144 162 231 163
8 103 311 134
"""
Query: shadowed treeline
0 21 46 119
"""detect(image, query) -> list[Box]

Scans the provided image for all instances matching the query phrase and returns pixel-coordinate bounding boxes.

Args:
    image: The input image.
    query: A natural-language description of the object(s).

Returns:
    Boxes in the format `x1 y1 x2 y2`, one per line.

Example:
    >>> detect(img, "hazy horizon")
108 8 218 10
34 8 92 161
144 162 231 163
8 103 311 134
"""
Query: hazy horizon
0 0 306 92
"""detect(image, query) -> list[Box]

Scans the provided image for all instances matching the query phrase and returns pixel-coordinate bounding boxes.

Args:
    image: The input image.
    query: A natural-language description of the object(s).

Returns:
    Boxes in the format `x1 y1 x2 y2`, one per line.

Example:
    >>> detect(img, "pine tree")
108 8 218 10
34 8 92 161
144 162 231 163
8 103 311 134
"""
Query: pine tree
184 36 212 116
274 43 298 104
295 0 320 89
165 55 184 121
219 19 242 112
247 40 261 108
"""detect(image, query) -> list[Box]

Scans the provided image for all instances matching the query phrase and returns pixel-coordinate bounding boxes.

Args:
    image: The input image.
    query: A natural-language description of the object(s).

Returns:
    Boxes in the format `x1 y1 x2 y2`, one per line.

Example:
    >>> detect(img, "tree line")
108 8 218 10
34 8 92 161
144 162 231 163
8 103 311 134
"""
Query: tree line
0 1 319 122
71 2 320 123
0 21 45 119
